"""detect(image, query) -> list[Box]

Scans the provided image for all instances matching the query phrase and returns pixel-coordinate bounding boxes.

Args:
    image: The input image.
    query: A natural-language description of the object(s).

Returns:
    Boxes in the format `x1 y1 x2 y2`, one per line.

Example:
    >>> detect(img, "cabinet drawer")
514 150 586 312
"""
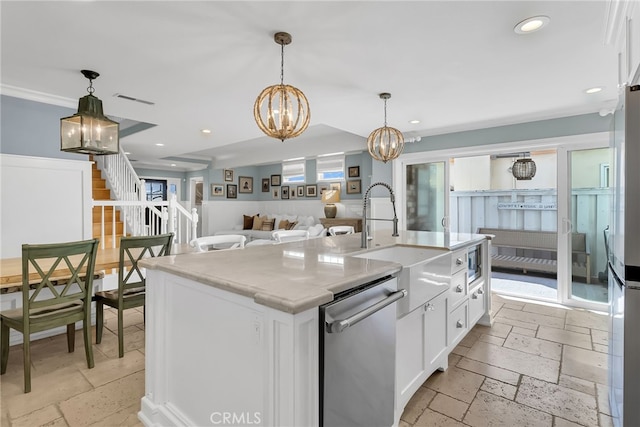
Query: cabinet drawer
451 249 467 274
469 283 486 326
449 269 467 308
448 301 468 347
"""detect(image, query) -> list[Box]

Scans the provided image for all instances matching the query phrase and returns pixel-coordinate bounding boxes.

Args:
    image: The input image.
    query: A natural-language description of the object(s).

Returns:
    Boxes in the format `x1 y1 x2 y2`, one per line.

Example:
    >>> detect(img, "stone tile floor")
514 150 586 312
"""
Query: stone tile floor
0 294 610 426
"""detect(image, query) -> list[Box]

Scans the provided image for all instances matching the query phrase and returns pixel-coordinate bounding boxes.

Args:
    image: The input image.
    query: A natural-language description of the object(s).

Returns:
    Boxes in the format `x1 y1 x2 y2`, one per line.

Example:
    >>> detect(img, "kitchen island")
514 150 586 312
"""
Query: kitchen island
138 231 491 427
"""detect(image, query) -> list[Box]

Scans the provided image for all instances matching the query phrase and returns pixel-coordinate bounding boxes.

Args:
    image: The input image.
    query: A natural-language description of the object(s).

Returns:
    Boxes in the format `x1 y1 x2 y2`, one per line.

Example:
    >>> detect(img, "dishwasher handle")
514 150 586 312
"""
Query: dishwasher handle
326 289 407 334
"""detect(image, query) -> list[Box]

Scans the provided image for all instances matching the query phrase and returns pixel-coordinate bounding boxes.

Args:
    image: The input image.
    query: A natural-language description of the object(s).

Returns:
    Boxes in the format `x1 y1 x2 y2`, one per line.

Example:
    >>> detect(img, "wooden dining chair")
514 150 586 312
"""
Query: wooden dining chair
94 233 173 358
0 238 100 393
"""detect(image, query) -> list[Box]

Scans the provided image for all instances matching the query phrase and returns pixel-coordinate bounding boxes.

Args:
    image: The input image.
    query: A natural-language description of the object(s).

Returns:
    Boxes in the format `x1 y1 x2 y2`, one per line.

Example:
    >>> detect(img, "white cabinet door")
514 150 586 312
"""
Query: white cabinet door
396 305 427 409
469 282 487 326
448 300 469 348
425 291 448 369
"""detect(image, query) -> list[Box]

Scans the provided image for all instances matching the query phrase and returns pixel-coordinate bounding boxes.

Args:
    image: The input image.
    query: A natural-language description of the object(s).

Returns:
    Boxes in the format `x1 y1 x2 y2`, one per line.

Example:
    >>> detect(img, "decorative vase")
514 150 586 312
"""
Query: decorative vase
324 204 337 218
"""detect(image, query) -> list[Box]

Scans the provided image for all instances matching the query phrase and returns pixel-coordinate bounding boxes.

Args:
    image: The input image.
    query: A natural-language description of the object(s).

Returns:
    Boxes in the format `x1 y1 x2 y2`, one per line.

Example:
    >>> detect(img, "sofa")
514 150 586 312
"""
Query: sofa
215 213 326 241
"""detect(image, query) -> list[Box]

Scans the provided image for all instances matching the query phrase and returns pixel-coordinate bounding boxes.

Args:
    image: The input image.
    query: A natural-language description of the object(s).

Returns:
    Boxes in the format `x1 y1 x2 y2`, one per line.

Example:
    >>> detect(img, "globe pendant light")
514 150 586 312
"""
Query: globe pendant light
254 32 310 142
60 70 119 155
367 93 405 163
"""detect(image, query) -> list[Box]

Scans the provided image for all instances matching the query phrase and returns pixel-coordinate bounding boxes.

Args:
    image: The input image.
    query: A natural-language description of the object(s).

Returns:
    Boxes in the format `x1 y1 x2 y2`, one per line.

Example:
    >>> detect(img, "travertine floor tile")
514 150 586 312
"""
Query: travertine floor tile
566 310 608 331
425 366 485 403
429 393 468 421
478 333 505 346
464 390 553 427
511 326 536 337
473 322 512 339
593 343 608 353
522 303 568 319
94 326 145 359
414 408 466 426
597 383 611 416
558 374 596 396
503 333 562 361
591 329 608 346
515 376 598 426
489 315 539 330
502 302 525 310
456 357 520 386
562 345 608 385
458 331 479 348
465 341 559 383
10 404 63 427
536 326 592 349
497 308 565 329
4 367 92 419
80 349 145 388
59 371 145 426
401 386 436 424
599 412 614 427
399 420 412 427
554 417 584 427
450 345 469 357
565 324 590 334
480 377 517 400
103 310 145 333
88 403 143 426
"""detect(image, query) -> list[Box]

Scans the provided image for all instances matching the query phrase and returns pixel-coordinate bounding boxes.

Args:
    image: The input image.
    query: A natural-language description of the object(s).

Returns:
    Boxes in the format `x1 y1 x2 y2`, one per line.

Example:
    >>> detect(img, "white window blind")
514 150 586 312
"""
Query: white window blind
316 154 345 181
282 159 306 183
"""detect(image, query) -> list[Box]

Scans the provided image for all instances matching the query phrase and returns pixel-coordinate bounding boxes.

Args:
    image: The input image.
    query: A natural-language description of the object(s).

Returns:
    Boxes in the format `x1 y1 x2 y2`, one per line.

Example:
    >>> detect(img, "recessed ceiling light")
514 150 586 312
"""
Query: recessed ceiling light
409 119 421 124
514 16 550 34
201 129 212 134
155 143 164 147
170 163 176 167
124 151 131 155
585 87 603 94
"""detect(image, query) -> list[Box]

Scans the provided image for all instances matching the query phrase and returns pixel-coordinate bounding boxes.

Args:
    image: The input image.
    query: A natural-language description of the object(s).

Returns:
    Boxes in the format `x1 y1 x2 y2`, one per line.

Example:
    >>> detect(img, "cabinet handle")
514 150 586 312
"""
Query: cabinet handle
456 320 464 328
477 288 484 295
424 303 435 312
471 292 478 299
455 285 463 293
456 258 463 266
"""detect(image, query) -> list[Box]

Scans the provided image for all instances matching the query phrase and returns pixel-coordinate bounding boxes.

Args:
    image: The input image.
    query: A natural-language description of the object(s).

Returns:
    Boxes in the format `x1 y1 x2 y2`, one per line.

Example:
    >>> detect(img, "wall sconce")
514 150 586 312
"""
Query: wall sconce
60 70 119 155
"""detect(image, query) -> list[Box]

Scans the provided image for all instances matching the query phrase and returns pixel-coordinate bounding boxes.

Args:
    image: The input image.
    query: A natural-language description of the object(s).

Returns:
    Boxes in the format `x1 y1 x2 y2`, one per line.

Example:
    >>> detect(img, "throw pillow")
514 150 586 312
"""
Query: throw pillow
278 219 290 230
286 221 298 230
243 214 258 230
261 218 275 231
252 216 265 230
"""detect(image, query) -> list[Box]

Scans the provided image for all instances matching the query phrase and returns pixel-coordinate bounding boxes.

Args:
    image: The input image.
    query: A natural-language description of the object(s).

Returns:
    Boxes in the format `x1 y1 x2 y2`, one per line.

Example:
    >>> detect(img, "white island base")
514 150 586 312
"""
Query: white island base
139 271 320 427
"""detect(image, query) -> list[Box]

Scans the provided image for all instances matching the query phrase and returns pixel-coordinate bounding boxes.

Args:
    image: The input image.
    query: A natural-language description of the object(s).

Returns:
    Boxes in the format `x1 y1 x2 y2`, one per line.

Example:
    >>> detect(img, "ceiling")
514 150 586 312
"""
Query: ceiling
0 1 620 172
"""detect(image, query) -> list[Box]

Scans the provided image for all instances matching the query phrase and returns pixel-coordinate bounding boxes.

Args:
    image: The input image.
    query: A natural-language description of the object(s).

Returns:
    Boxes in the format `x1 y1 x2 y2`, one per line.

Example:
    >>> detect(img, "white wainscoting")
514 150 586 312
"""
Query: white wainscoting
0 154 92 258
201 199 363 235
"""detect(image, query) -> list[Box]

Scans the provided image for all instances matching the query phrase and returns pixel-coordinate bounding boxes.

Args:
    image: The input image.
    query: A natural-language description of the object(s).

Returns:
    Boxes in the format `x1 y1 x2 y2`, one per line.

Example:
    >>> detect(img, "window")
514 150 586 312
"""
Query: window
316 154 345 181
282 159 306 184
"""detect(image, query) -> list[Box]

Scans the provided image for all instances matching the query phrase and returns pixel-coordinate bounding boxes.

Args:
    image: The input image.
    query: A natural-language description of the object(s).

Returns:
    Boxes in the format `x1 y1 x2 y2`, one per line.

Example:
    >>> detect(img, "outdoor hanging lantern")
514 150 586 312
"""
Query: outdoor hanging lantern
60 70 119 155
512 157 537 180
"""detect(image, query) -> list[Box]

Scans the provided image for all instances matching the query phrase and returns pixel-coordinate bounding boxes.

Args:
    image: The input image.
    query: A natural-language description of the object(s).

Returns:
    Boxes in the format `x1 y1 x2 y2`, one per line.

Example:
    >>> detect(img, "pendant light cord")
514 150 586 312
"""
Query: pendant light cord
383 98 388 127
280 42 285 85
87 79 95 95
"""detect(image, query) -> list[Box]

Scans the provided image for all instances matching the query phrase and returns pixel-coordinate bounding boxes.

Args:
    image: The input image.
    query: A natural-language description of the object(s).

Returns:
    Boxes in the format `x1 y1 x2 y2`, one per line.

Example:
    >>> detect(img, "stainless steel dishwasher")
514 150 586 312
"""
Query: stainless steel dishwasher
320 276 406 427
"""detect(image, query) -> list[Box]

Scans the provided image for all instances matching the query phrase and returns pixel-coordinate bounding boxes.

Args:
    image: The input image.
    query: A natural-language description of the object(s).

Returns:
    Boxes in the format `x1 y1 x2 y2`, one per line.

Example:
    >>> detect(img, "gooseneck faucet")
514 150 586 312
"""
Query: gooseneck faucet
361 182 399 248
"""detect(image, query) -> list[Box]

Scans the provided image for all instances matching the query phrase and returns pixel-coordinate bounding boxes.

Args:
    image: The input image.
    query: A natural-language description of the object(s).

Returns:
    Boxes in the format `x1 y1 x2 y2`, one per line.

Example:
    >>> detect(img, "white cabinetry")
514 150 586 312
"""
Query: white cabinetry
396 290 449 412
610 0 640 85
447 248 468 348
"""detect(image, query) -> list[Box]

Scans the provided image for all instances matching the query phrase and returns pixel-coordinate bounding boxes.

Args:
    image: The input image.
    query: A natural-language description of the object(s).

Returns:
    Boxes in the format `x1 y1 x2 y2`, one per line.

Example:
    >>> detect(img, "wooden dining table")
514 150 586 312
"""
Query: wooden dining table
0 243 194 291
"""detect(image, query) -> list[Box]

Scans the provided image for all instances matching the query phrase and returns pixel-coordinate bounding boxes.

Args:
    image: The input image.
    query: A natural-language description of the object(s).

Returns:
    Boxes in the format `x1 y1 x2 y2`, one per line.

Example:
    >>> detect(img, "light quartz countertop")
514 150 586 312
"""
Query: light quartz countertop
140 230 487 314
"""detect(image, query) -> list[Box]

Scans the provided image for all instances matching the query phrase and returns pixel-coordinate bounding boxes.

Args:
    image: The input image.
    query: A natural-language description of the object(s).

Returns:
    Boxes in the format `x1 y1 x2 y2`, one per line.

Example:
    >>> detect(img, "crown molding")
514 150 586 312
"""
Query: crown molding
0 84 76 109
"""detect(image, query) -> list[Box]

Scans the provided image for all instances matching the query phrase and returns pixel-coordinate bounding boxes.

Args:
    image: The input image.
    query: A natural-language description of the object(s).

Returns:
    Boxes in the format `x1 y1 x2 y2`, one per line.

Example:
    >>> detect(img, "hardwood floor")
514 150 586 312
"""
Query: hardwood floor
0 294 611 426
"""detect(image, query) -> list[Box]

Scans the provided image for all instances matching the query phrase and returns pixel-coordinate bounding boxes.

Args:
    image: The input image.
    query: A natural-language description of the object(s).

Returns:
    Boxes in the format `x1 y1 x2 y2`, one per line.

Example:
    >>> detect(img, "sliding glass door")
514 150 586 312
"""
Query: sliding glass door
405 161 447 232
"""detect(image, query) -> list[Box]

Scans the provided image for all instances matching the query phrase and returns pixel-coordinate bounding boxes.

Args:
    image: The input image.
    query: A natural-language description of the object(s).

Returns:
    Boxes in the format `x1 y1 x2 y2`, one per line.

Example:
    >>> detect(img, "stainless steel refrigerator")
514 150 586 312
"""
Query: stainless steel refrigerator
609 84 640 427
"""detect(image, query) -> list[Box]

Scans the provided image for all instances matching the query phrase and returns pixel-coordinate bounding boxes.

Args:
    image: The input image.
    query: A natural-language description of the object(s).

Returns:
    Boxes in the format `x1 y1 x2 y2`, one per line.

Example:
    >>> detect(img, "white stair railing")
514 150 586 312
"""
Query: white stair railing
93 146 199 247
93 195 198 248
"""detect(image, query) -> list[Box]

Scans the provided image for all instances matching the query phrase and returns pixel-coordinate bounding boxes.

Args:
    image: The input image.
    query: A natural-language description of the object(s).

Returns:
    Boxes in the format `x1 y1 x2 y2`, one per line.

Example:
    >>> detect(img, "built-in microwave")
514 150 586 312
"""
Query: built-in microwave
468 244 481 284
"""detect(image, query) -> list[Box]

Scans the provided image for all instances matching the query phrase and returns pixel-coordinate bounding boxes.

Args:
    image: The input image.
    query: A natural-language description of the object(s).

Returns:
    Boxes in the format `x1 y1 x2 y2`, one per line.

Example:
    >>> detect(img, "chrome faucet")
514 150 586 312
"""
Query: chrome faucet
361 182 399 248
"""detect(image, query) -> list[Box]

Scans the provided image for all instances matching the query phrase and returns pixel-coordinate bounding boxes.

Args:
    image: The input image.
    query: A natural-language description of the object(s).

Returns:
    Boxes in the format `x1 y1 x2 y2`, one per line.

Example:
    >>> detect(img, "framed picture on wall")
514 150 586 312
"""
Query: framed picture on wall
318 184 329 197
281 186 290 199
262 178 270 192
330 182 341 193
272 187 280 199
226 184 237 199
224 169 234 182
210 184 224 197
290 187 297 199
346 179 361 194
348 166 360 178
305 184 317 197
297 185 305 197
271 174 281 186
239 176 253 193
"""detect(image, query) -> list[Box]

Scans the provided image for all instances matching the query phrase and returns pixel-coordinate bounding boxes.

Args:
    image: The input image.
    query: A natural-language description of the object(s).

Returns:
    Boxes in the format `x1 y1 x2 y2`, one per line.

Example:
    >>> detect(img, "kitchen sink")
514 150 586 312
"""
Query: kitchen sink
352 245 446 266
352 245 451 316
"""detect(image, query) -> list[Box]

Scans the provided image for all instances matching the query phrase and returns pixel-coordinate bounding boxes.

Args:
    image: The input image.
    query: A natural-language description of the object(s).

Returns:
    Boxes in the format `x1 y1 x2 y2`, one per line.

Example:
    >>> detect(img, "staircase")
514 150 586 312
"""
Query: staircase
92 160 124 247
